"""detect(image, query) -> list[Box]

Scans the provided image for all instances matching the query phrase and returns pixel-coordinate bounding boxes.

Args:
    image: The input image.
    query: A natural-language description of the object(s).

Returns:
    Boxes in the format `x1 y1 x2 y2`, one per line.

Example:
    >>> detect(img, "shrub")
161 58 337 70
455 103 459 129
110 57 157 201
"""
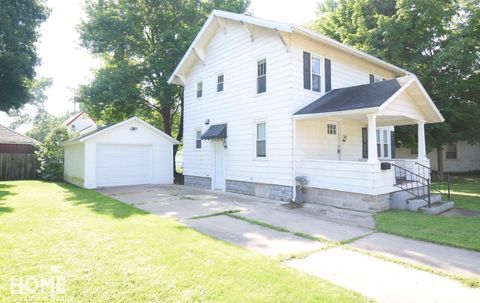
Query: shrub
36 126 70 181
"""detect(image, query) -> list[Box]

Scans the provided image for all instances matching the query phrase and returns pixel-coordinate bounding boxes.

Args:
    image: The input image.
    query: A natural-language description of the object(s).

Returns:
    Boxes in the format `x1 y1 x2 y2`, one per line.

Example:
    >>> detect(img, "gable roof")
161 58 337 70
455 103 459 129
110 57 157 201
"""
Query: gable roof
0 125 38 145
63 117 180 145
294 79 402 116
168 10 410 85
63 111 85 126
294 76 444 124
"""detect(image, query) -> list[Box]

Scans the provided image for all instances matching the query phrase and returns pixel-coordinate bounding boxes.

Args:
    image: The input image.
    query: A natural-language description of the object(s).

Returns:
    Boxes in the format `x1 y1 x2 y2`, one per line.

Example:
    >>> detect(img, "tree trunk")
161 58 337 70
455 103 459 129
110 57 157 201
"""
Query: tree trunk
436 145 444 181
173 97 184 177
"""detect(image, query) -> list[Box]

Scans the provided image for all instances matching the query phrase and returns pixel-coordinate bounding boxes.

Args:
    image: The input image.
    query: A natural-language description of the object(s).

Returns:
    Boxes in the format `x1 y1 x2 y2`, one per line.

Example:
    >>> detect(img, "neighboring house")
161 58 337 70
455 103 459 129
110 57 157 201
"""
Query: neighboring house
0 124 38 180
168 11 445 212
63 111 97 134
397 142 480 173
63 117 180 188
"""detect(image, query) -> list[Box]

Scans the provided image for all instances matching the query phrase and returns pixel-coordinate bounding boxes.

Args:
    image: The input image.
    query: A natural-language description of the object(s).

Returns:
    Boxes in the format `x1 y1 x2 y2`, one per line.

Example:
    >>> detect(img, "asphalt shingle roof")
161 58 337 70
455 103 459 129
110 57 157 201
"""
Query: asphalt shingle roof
294 79 402 116
0 125 37 144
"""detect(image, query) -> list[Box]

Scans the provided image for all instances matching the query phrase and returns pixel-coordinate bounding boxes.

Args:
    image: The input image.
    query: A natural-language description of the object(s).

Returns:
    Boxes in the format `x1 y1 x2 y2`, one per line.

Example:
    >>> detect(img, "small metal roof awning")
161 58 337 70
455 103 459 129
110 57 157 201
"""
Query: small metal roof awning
201 123 227 140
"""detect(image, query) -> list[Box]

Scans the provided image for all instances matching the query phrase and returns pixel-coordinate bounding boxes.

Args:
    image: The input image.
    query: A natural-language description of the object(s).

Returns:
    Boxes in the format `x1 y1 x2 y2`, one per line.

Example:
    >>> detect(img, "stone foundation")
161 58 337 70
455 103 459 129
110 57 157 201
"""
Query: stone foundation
302 187 390 212
226 180 293 202
184 175 212 189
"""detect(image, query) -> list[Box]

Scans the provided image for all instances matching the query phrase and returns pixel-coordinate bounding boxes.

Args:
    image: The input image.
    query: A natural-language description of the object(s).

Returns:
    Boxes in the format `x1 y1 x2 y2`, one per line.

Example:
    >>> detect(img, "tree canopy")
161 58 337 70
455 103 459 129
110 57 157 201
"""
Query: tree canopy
310 0 480 153
76 0 250 147
0 0 49 112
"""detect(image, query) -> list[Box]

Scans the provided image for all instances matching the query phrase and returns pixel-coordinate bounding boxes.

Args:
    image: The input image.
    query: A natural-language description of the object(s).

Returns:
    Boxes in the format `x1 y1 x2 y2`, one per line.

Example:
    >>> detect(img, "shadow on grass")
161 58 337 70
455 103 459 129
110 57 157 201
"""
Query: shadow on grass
59 183 147 219
0 183 16 200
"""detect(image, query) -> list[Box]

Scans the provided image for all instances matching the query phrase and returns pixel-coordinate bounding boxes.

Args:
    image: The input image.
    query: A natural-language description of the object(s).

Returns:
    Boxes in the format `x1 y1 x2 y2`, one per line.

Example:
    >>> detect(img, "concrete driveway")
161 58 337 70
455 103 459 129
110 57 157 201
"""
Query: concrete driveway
98 184 480 303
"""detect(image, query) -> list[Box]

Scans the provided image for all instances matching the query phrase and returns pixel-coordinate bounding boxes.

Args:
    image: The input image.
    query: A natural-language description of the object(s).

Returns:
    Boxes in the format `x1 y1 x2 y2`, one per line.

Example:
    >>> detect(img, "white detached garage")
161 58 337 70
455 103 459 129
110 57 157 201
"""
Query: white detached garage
63 117 180 188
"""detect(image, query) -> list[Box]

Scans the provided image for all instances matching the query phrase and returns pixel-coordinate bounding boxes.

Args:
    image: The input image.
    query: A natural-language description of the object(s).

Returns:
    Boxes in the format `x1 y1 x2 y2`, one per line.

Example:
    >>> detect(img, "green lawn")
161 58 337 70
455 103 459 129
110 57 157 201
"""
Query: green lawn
376 175 480 251
0 181 367 303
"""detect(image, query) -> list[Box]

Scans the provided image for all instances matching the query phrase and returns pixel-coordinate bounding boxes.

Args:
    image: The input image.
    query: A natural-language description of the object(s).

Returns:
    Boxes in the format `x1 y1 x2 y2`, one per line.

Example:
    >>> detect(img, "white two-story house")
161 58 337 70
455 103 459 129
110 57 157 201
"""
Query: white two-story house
168 10 446 213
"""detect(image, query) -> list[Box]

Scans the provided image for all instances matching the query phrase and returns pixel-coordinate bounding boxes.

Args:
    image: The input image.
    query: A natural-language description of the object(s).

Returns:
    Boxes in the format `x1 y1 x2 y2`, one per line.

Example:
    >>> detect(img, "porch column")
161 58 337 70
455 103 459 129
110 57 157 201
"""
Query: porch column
417 120 427 160
367 114 378 163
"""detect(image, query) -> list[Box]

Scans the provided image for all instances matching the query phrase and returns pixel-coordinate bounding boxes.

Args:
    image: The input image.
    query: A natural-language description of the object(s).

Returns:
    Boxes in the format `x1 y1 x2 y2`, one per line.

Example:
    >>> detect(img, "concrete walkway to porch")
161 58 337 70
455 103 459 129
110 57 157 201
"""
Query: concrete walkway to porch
97 184 480 303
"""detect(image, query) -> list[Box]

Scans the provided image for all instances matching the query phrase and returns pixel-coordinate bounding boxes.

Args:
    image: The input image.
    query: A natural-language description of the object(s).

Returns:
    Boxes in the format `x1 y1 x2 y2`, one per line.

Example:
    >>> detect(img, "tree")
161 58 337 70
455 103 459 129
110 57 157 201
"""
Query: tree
0 0 49 112
310 0 480 178
76 0 250 172
36 126 70 181
27 112 70 143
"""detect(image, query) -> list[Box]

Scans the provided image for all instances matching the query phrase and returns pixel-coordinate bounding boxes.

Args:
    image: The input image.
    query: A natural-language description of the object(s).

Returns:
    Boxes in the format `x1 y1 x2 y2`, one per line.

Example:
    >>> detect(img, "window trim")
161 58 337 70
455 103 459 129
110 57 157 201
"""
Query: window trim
311 55 322 93
254 120 267 159
195 129 202 149
196 81 203 98
256 57 267 94
217 73 224 92
445 143 457 160
376 127 391 159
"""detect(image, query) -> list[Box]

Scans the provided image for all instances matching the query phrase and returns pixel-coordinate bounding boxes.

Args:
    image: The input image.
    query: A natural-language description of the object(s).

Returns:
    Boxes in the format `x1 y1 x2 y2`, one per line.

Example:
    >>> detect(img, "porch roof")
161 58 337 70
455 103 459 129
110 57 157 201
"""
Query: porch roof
294 80 401 116
293 76 444 125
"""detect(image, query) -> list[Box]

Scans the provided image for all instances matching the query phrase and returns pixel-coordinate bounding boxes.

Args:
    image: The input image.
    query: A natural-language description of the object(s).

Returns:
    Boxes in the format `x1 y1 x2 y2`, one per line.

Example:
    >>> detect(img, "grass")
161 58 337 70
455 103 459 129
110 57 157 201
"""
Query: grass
376 175 480 251
0 181 368 303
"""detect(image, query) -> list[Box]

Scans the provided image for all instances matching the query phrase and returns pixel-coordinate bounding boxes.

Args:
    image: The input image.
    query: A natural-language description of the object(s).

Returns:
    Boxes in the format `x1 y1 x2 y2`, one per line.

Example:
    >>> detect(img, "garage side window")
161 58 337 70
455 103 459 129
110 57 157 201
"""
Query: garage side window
446 143 457 159
195 130 202 149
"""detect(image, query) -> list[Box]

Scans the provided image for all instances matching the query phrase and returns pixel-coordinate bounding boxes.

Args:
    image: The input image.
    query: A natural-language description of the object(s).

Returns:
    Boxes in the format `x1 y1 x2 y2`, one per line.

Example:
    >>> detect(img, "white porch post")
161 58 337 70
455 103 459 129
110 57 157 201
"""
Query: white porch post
417 120 427 160
367 114 378 163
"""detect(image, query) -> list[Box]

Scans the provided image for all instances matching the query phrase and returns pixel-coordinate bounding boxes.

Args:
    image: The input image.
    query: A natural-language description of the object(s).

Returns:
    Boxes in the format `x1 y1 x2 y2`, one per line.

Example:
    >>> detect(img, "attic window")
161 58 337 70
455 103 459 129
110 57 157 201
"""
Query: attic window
257 59 266 94
197 81 203 98
217 74 224 92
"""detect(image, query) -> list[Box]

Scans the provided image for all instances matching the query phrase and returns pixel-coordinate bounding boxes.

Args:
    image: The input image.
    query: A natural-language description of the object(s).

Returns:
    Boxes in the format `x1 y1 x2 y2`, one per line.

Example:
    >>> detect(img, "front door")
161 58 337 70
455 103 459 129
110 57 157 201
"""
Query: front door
326 121 340 160
213 141 225 190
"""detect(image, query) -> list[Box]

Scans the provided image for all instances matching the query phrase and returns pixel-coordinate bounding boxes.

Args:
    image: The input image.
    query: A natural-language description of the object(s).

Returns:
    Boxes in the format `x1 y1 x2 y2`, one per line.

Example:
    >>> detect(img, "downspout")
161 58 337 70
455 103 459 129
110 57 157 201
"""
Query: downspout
292 117 296 202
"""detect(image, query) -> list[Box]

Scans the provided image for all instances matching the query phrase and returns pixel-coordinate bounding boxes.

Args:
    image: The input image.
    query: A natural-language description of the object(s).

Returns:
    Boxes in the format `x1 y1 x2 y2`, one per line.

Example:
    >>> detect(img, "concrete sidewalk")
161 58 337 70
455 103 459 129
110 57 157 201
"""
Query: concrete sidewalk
349 232 480 278
288 248 480 303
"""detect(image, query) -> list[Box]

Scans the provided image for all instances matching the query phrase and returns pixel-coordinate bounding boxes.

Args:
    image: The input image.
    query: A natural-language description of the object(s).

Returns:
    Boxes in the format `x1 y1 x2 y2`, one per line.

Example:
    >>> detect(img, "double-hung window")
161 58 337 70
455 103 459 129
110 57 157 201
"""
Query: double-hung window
376 128 390 158
257 59 266 94
197 81 203 98
256 122 266 157
195 130 202 149
217 74 224 92
312 57 321 92
446 143 457 159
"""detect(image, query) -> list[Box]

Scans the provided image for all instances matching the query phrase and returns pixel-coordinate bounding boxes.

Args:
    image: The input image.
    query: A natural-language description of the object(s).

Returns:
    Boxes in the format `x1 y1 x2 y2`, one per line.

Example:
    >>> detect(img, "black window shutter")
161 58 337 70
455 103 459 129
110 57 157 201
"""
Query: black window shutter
369 74 375 83
325 58 331 92
390 131 396 159
362 127 368 159
303 51 311 89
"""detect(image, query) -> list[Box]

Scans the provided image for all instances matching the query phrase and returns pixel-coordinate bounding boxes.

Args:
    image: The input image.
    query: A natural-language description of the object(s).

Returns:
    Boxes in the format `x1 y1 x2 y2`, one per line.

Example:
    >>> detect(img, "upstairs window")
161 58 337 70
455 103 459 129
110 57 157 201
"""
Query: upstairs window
257 59 266 94
217 74 224 92
256 122 266 157
197 81 203 98
312 57 321 92
195 130 202 149
369 74 382 83
446 143 457 159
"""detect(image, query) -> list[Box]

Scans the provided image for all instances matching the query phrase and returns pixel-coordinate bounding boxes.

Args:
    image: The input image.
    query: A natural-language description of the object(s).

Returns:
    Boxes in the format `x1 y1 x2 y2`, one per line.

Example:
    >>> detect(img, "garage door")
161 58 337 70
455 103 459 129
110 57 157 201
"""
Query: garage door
96 144 153 187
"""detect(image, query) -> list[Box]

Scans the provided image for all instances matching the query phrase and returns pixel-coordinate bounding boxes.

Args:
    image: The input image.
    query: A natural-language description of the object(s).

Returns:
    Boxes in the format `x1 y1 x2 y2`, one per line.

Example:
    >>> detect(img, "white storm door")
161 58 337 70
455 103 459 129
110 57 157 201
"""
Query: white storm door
213 141 225 190
326 122 340 160
96 144 152 187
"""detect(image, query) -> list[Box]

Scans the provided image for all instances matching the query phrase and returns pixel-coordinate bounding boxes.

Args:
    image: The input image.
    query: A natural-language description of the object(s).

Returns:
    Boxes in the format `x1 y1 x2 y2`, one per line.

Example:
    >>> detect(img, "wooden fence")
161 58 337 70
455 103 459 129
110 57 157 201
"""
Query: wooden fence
0 153 38 181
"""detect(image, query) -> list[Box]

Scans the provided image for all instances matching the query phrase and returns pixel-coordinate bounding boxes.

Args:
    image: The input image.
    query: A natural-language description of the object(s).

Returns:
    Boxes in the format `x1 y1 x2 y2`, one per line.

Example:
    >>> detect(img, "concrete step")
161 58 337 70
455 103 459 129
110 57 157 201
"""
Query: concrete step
419 201 454 215
406 194 442 211
299 203 375 229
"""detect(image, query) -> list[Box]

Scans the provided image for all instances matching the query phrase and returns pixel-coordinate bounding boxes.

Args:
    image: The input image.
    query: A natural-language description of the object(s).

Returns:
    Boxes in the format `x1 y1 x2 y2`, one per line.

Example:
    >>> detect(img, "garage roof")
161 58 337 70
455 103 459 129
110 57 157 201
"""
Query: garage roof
0 124 38 145
63 117 180 145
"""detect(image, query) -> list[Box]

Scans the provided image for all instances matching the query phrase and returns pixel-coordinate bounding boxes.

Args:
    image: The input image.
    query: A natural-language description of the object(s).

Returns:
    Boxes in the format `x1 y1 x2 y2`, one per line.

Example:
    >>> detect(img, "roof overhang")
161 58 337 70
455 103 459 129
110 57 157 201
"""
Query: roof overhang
293 76 444 125
62 117 181 146
168 10 410 86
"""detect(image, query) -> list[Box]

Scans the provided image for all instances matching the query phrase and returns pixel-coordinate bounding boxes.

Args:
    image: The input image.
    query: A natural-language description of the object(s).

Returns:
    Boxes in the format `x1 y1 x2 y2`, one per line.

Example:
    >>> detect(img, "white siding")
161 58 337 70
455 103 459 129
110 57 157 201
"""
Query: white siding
182 23 409 192
183 22 295 186
82 119 174 188
64 143 85 187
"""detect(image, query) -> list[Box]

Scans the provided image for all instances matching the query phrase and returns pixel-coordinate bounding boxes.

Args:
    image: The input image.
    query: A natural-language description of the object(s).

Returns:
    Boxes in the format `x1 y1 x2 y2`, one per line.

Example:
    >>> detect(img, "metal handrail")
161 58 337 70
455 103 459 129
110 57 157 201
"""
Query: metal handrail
414 162 451 201
391 163 431 207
